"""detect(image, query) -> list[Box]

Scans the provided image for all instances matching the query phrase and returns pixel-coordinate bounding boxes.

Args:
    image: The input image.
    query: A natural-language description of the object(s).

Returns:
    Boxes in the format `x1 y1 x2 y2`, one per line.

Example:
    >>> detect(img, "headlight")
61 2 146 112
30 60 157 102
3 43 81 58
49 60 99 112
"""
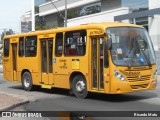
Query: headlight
152 69 157 79
114 70 126 81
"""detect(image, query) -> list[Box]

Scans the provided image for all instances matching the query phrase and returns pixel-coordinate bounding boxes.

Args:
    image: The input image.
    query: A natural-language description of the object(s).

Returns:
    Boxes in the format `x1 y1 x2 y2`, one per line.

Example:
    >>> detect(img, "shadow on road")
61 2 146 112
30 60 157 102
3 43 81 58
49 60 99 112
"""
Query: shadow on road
9 85 23 90
9 85 158 102
9 85 70 95
87 92 158 102
0 81 5 84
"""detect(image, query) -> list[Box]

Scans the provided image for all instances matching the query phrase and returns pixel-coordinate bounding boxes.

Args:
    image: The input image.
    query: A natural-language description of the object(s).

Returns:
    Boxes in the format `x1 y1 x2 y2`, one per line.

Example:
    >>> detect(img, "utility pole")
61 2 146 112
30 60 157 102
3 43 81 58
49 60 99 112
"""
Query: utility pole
32 0 35 31
64 0 67 27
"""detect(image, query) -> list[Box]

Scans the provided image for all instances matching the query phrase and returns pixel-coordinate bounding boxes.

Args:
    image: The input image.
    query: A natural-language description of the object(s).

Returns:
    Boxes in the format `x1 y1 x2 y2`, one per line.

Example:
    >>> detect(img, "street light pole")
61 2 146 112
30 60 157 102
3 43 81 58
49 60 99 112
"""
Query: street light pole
64 0 67 27
50 0 67 27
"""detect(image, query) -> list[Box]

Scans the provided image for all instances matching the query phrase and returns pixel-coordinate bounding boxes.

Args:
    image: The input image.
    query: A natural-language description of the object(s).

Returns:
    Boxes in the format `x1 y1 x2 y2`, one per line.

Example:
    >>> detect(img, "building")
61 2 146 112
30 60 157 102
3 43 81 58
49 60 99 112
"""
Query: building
32 0 160 50
32 0 46 30
20 11 32 33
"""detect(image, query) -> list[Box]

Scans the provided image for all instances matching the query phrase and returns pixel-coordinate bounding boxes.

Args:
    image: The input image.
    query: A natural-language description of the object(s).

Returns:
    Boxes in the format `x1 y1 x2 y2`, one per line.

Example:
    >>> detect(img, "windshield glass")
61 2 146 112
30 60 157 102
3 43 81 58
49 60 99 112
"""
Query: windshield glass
107 27 156 67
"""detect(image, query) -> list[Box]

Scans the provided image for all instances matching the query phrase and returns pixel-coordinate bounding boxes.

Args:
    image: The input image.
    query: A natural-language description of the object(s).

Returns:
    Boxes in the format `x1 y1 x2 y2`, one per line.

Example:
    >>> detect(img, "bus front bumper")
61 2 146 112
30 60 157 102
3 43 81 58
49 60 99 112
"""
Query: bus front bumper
110 79 157 94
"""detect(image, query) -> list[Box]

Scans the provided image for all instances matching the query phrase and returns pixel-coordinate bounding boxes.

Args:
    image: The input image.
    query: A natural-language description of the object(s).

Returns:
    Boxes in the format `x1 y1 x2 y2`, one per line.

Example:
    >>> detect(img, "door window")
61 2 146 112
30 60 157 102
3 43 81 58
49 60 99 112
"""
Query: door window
4 39 10 57
19 37 24 57
48 40 53 73
41 41 47 73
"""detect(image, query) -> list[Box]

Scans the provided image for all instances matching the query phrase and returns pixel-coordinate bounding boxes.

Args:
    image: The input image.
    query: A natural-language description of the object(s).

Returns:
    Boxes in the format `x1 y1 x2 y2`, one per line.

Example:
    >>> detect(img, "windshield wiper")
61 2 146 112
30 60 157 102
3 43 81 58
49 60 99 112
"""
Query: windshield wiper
135 36 152 67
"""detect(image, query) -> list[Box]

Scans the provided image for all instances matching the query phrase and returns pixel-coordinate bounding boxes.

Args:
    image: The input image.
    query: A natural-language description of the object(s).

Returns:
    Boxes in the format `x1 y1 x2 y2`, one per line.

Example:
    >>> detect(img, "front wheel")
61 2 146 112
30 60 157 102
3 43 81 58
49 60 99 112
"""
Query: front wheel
72 75 88 98
22 72 34 91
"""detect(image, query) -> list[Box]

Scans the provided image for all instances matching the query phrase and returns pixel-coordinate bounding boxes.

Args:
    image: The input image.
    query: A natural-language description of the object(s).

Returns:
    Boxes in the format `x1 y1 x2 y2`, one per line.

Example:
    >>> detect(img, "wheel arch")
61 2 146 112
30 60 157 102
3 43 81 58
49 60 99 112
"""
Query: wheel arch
70 72 88 98
21 69 31 81
69 72 86 89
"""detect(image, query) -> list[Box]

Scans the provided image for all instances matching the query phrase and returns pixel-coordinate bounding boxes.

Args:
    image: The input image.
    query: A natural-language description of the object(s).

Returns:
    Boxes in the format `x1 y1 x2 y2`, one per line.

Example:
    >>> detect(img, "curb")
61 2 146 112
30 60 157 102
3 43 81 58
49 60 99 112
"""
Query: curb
0 100 29 111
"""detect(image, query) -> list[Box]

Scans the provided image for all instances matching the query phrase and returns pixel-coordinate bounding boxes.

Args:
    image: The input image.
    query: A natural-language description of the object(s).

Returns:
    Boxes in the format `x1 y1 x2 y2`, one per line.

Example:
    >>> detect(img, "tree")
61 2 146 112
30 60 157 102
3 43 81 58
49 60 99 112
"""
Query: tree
1 29 14 41
35 15 46 30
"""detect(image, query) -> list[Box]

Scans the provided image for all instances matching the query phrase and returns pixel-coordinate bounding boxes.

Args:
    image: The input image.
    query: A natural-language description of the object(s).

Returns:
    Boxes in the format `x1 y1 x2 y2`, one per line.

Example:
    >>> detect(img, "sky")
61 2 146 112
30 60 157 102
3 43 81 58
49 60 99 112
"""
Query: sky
0 0 32 34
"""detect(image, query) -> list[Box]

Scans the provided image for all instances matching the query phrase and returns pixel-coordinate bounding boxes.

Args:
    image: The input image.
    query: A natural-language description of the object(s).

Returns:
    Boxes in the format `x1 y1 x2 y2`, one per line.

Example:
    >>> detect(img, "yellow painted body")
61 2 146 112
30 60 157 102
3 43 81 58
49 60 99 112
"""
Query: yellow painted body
3 22 157 94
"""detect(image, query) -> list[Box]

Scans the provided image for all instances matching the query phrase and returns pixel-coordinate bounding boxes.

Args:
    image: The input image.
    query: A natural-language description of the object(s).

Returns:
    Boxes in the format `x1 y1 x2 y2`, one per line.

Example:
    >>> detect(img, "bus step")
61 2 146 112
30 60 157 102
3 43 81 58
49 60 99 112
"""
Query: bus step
41 84 52 89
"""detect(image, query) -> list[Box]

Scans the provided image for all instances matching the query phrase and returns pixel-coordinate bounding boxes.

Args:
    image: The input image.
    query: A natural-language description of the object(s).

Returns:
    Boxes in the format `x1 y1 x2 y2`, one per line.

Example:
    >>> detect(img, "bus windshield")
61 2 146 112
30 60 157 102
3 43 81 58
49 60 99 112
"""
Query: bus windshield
107 27 156 67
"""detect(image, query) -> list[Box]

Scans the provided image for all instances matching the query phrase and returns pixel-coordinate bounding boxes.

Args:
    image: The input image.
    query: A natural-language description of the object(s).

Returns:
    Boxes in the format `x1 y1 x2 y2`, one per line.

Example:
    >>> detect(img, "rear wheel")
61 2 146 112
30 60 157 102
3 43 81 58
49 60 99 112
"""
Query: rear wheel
22 72 34 91
72 75 88 98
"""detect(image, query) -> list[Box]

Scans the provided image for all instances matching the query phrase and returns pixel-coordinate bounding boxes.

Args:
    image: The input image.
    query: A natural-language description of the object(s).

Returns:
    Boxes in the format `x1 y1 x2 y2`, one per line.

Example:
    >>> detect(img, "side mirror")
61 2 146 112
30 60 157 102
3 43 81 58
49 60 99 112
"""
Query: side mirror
107 38 112 50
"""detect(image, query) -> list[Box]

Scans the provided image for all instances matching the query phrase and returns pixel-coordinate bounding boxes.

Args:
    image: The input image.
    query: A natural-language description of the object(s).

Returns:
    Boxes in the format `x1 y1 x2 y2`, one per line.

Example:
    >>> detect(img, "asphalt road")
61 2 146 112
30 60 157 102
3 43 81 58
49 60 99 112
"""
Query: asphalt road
0 73 160 120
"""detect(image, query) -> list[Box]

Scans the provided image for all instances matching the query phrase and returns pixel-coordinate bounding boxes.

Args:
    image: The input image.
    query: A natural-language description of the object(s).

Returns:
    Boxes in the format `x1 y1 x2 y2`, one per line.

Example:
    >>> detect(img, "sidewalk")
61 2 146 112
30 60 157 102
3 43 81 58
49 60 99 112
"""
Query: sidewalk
0 93 29 111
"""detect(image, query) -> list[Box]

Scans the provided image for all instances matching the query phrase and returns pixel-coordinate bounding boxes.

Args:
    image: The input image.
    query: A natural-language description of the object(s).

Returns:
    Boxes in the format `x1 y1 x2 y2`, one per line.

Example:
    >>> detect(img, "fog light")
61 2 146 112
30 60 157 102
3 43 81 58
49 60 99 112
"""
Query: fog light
152 70 157 79
152 80 157 84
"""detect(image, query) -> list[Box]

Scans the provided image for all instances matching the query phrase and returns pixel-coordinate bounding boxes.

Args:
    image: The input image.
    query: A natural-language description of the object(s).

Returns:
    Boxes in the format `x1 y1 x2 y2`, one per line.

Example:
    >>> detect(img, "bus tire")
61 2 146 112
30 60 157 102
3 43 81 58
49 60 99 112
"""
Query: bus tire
22 72 34 91
72 75 88 98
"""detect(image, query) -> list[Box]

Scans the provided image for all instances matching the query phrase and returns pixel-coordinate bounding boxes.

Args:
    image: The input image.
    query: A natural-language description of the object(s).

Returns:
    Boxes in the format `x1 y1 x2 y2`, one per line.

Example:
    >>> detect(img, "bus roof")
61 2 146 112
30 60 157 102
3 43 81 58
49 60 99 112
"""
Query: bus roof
4 22 143 39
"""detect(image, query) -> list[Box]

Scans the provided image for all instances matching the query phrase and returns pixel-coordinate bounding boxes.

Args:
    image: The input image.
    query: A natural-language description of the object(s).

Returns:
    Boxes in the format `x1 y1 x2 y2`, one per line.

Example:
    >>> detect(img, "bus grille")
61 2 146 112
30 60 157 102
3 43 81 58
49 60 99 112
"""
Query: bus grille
132 67 151 70
130 84 149 89
127 75 151 82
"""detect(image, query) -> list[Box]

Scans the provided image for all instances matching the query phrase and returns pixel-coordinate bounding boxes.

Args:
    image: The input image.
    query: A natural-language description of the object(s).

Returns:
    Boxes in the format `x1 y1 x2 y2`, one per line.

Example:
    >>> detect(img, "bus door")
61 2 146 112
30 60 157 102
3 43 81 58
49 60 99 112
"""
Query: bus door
40 39 53 85
91 36 105 91
12 43 17 81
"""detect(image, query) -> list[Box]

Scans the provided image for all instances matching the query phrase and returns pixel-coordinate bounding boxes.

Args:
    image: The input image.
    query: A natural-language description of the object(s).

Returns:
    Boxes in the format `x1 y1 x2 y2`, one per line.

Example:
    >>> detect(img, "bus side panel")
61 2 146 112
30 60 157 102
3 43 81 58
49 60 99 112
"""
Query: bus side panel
104 68 110 94
17 71 21 82
53 57 88 89
3 44 12 81
53 57 71 89
17 57 40 85
3 59 12 81
54 75 70 89
31 72 40 85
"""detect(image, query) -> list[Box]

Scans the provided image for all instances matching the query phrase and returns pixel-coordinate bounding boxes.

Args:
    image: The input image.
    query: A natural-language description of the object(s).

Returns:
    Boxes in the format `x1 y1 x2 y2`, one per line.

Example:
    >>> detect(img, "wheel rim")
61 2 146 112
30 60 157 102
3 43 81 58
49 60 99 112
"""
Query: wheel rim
75 80 85 93
24 76 30 88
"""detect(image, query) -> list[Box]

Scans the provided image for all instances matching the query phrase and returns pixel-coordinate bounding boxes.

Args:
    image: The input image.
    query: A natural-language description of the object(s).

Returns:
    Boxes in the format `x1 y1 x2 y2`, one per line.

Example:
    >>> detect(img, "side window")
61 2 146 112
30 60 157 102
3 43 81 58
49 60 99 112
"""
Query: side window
4 39 10 57
19 37 24 57
25 36 37 57
55 33 63 57
65 30 87 56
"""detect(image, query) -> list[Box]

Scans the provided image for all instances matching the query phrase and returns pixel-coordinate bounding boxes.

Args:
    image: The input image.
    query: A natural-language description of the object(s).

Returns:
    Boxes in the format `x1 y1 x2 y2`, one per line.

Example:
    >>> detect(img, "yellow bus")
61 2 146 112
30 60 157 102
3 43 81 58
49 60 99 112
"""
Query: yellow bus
3 22 157 98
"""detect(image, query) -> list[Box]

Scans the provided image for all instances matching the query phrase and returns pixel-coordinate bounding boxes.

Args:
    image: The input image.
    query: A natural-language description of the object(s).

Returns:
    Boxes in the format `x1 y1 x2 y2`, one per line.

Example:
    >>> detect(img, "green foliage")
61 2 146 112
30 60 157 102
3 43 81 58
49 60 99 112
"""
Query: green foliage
35 6 39 14
1 31 13 41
